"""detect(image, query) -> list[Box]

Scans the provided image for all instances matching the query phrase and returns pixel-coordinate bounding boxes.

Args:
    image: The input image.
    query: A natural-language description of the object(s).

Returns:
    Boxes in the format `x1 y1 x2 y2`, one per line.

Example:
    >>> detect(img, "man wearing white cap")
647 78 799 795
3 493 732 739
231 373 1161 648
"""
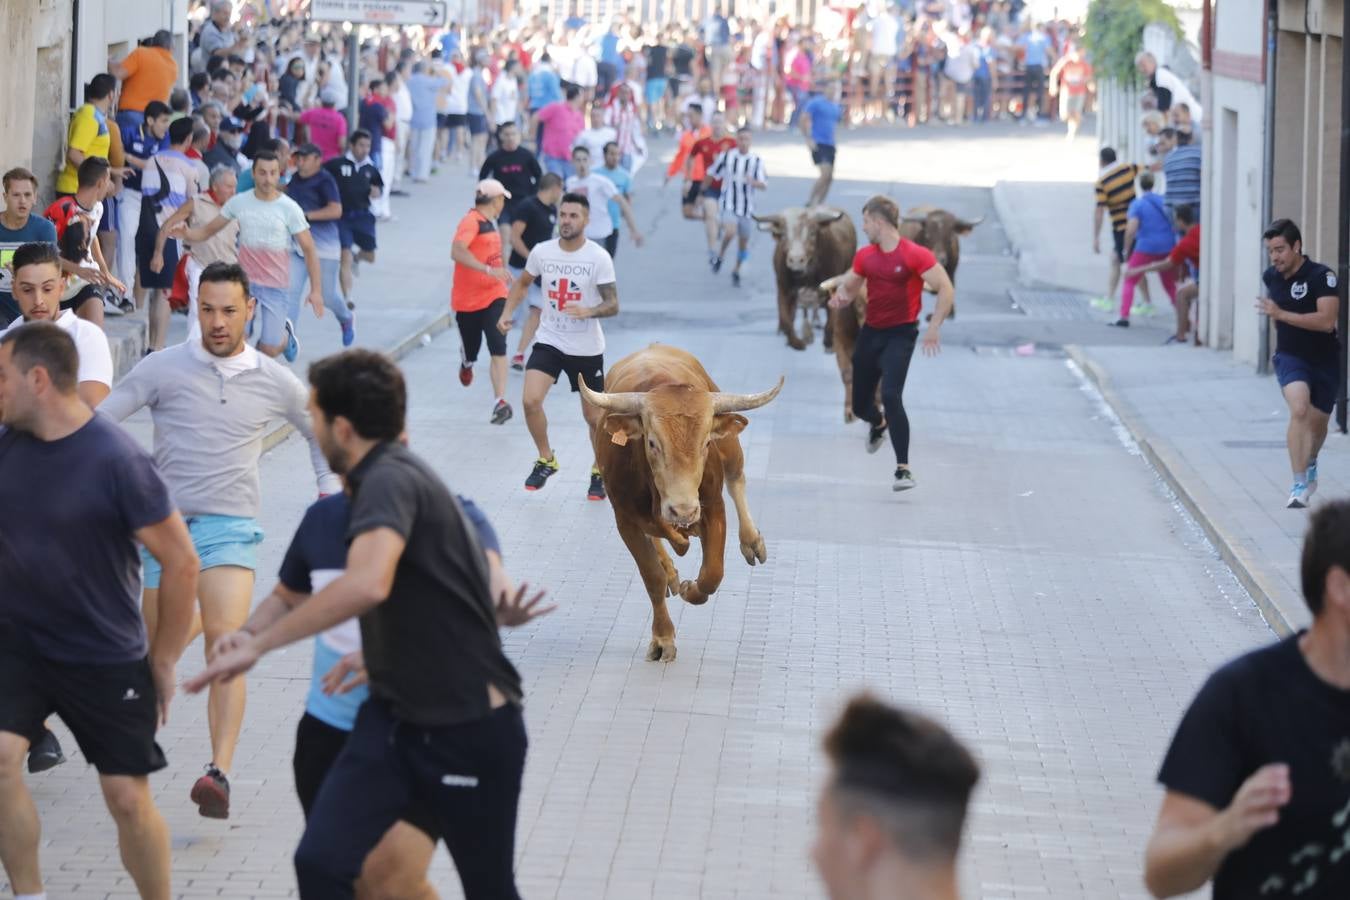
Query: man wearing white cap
452 179 515 424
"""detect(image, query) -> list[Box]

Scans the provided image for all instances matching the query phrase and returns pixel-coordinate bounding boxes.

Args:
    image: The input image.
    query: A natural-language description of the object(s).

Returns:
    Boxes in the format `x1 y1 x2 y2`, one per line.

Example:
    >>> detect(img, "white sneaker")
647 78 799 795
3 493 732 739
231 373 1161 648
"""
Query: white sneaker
893 466 916 492
1287 482 1311 509
102 293 126 316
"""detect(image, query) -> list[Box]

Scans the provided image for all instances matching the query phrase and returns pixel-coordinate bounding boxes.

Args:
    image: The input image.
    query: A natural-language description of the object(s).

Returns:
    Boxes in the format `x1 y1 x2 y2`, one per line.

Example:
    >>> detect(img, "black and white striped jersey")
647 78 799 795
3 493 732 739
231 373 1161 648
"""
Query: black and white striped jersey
708 149 767 217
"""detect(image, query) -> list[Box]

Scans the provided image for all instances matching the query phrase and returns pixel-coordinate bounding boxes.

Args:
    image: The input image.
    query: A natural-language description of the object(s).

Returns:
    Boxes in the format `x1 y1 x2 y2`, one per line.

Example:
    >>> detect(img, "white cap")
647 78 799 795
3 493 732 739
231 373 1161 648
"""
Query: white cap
476 178 512 199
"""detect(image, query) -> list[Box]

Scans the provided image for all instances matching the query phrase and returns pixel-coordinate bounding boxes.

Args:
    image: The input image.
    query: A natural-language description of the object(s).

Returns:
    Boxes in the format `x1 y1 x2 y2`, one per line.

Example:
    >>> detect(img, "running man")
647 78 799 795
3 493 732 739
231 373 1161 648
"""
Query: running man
706 126 767 287
323 129 384 307
799 80 842 207
828 196 955 492
186 349 539 900
595 142 636 259
288 144 356 347
507 173 564 370
139 117 201 352
687 112 736 269
169 150 325 362
665 102 711 220
497 191 619 500
101 261 340 819
565 145 643 257
1258 218 1340 509
0 322 199 900
480 121 543 253
451 178 515 424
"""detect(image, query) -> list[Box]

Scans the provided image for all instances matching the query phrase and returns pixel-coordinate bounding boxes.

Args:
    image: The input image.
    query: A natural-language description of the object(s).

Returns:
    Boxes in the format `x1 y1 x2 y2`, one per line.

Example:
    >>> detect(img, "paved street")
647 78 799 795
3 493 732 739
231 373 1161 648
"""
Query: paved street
14 124 1279 899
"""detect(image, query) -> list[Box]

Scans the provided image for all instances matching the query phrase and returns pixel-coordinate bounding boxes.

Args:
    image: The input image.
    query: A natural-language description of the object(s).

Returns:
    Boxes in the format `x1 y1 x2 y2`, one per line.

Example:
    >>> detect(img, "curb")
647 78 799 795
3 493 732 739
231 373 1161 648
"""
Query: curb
989 182 1032 287
1065 344 1294 637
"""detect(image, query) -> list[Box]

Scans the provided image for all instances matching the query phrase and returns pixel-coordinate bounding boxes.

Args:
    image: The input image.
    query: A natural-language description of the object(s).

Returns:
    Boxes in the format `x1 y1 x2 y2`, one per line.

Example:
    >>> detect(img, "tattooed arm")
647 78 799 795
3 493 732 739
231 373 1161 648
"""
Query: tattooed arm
565 281 620 319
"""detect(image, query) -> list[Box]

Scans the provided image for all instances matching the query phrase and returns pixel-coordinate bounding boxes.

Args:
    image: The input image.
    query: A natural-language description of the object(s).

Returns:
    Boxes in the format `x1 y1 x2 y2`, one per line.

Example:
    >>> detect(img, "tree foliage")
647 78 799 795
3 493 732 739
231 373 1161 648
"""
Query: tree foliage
1084 0 1184 83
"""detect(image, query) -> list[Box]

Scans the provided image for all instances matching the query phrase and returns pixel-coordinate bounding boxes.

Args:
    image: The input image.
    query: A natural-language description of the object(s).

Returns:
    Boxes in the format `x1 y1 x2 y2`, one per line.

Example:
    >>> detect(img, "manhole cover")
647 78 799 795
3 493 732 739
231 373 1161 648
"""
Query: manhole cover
1008 289 1100 321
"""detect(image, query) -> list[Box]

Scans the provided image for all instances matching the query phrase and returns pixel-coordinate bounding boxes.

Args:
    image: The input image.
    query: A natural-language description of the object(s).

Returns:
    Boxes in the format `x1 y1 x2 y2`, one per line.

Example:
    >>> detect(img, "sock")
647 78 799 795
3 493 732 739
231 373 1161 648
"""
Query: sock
494 396 505 406
737 249 750 263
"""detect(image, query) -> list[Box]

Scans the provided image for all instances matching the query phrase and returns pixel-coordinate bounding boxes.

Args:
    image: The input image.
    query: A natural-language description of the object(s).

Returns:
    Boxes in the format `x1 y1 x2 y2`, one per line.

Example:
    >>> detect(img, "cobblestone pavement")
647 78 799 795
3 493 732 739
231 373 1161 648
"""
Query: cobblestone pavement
12 126 1274 899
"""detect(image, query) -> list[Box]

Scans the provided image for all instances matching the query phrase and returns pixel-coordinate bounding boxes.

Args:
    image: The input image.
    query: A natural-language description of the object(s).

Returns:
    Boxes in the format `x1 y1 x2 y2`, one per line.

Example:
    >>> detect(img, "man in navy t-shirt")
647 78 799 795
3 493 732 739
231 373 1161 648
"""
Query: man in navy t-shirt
0 320 198 900
287 143 355 346
799 82 842 207
1259 218 1342 509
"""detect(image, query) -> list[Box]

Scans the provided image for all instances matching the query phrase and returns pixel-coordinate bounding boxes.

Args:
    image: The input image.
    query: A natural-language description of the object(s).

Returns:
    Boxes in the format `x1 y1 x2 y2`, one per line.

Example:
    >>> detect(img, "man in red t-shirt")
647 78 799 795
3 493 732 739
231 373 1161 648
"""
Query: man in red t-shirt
1125 203 1201 344
828 195 955 491
689 113 737 268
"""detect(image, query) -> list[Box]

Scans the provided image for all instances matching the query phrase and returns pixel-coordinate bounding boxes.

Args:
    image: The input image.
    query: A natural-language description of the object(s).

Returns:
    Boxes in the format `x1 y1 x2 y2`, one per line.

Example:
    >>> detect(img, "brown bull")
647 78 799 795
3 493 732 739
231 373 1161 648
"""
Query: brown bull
583 345 783 662
753 207 857 351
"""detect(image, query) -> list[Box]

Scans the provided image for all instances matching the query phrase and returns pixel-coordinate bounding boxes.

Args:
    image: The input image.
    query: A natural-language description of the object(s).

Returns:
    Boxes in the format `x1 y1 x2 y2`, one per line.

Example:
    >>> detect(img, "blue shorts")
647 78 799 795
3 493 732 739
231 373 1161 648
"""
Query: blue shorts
140 515 264 589
338 208 377 252
1274 353 1338 414
253 283 290 349
645 78 668 106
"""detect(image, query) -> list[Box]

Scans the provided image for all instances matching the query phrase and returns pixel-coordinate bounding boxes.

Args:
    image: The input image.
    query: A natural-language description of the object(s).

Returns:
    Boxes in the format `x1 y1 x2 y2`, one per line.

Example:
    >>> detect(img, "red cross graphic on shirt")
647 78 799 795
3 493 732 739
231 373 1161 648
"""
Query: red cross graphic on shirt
548 278 583 310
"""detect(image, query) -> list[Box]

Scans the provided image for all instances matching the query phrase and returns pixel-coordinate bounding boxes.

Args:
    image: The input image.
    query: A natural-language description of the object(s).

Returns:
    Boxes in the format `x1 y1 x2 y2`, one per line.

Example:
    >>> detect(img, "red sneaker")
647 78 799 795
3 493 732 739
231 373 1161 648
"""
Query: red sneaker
190 765 230 819
459 364 474 387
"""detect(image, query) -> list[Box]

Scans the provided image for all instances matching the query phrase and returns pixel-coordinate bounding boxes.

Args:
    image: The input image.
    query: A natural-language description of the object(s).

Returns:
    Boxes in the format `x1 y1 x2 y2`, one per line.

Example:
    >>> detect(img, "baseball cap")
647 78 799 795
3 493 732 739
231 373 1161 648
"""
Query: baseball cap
293 142 322 157
476 178 512 199
219 117 244 133
319 86 343 105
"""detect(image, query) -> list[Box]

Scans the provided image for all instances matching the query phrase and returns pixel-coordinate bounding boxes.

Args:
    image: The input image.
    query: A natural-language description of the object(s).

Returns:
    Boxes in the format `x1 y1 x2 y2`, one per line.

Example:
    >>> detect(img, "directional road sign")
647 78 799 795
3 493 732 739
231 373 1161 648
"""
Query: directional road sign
309 0 448 27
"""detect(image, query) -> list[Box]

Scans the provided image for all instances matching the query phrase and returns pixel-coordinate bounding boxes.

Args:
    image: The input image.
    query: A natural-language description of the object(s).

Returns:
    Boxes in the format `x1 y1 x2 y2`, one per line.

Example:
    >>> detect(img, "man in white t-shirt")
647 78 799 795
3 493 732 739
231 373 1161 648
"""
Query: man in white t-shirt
497 189 620 501
572 105 618 165
867 8 901 121
491 59 522 127
565 145 642 252
2 242 113 408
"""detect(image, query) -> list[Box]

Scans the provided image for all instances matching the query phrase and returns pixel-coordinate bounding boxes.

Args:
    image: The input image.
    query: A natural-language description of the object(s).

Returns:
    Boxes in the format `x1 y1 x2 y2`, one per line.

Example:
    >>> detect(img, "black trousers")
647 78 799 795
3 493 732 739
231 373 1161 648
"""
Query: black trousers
294 698 527 900
852 323 919 466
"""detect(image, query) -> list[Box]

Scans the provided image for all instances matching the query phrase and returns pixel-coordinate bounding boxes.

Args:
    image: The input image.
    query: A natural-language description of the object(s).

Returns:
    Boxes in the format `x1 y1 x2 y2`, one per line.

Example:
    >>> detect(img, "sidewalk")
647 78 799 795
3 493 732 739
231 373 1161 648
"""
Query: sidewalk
992 180 1110 297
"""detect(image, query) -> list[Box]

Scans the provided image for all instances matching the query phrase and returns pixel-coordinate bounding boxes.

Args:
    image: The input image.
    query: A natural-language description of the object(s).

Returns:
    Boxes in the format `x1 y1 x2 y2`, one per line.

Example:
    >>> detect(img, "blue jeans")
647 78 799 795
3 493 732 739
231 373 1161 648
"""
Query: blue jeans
288 253 352 326
542 155 573 179
972 76 992 121
788 86 809 127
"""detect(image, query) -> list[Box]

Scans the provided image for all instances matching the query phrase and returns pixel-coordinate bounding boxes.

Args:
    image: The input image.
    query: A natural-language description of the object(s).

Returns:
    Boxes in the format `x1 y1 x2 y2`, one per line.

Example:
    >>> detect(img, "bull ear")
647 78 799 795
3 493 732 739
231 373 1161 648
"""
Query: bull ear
603 413 644 445
953 216 984 234
710 414 749 441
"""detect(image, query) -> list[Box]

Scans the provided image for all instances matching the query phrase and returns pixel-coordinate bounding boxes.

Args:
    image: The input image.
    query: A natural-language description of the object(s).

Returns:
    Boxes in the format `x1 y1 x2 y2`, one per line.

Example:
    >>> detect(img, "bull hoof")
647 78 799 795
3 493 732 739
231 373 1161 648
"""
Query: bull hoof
787 336 807 351
740 533 768 566
647 638 678 662
678 580 710 605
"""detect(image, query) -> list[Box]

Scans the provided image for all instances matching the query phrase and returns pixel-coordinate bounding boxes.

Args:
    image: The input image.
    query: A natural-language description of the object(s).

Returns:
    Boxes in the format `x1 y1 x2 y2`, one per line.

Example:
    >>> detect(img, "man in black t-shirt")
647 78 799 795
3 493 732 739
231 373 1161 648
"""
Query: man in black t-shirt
323 129 385 307
645 39 673 131
1257 218 1341 509
0 318 198 900
1146 500 1350 899
188 349 544 900
506 172 562 370
479 121 542 251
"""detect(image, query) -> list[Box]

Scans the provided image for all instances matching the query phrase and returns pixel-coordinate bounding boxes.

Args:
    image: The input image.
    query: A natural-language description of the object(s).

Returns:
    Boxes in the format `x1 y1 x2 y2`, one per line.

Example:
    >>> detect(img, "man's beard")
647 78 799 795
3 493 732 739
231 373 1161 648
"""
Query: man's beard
320 435 351 474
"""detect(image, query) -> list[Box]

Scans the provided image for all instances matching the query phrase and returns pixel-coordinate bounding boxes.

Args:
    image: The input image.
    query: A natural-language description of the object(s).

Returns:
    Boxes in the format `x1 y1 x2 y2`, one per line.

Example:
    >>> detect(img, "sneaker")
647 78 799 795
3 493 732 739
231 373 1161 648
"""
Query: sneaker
731 270 741 287
282 319 300 362
525 455 559 491
459 363 474 387
1287 482 1311 509
1089 296 1113 311
587 469 606 501
27 728 66 774
491 399 513 424
865 420 887 454
893 466 917 492
712 256 723 274
190 765 231 819
1135 302 1157 317
340 316 355 347
118 295 135 315
1109 318 1130 328
511 353 525 371
1308 458 1320 488
102 293 126 316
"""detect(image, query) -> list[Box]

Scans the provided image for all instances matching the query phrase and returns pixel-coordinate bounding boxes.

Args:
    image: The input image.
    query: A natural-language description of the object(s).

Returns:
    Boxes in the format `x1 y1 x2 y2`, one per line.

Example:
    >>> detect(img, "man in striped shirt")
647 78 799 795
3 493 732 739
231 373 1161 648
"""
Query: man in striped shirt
1158 128 1202 222
707 127 767 288
1092 146 1150 311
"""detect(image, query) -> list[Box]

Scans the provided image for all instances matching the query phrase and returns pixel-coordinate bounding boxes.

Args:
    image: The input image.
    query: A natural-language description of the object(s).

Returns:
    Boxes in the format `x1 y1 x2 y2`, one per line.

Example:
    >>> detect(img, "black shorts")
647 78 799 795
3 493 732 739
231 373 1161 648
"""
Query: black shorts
456 297 507 361
702 186 722 201
811 143 837 166
498 200 520 227
467 113 489 136
603 230 619 258
136 204 179 290
292 712 440 838
683 182 702 206
527 342 605 392
0 627 166 776
1111 227 1127 263
61 283 104 312
1274 352 1338 415
338 208 377 252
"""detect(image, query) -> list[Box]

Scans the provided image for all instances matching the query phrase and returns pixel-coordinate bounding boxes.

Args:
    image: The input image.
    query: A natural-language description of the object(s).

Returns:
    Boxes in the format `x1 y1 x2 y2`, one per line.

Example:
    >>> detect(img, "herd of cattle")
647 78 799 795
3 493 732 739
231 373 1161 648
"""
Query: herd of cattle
587 204 979 660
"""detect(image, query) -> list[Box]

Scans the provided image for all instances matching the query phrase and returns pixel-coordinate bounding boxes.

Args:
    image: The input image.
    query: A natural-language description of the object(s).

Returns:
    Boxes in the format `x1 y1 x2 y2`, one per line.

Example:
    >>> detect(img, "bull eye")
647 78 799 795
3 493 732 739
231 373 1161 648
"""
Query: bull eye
647 437 659 453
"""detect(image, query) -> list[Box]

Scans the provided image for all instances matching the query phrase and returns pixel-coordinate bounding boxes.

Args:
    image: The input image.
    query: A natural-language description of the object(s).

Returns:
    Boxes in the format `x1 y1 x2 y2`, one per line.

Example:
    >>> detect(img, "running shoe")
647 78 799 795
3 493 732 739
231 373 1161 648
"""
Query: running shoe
511 353 525 372
282 319 300 362
587 468 606 501
712 256 723 274
27 728 65 774
1308 458 1320 489
190 765 231 819
893 466 917 492
491 399 513 424
1089 296 1113 311
459 363 474 387
1134 302 1157 317
341 316 356 347
731 270 741 287
865 420 888 454
1109 319 1130 328
525 456 559 491
102 293 126 316
1287 481 1311 509
117 295 136 315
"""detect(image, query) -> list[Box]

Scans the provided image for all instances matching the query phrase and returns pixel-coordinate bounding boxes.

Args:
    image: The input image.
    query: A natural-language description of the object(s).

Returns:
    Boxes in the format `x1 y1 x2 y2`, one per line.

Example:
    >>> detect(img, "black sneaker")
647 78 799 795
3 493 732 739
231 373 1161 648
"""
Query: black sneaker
27 728 66 774
893 466 917 492
587 469 606 501
491 399 513 424
524 456 559 491
865 420 888 454
1109 318 1130 328
711 256 723 273
731 270 741 287
190 764 231 819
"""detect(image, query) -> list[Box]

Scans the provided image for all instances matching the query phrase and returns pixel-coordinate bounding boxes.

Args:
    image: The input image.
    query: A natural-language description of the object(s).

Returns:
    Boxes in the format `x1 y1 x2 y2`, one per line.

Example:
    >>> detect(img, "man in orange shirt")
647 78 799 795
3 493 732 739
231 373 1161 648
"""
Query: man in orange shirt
111 30 179 137
1048 45 1094 141
452 179 515 424
664 103 711 220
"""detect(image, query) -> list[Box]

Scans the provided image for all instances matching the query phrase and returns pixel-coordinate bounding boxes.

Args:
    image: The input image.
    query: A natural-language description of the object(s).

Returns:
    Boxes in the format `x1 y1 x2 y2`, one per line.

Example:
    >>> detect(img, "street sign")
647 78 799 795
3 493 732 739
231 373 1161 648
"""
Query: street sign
309 0 448 27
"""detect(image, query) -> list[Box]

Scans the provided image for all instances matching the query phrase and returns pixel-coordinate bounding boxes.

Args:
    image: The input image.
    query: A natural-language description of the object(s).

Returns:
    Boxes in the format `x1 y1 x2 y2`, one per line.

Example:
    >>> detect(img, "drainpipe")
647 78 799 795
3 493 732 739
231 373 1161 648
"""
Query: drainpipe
1338 19 1350 432
1258 0 1276 375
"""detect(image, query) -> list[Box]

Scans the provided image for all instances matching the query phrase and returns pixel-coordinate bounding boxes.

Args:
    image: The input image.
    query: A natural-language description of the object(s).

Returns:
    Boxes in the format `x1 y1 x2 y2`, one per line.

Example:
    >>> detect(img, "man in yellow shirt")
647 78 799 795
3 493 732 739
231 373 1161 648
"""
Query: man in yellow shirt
57 75 117 197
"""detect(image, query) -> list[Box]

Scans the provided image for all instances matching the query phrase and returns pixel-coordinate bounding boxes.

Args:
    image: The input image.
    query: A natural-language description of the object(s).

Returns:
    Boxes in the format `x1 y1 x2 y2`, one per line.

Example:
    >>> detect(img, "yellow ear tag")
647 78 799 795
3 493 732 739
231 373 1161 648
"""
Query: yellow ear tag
611 429 629 446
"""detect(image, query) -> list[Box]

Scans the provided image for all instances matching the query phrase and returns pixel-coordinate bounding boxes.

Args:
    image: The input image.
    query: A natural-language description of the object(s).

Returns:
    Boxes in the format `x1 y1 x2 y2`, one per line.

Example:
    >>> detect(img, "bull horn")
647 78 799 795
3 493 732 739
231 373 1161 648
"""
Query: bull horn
578 380 644 414
954 215 985 231
809 208 845 224
711 376 786 414
753 213 785 232
900 215 930 225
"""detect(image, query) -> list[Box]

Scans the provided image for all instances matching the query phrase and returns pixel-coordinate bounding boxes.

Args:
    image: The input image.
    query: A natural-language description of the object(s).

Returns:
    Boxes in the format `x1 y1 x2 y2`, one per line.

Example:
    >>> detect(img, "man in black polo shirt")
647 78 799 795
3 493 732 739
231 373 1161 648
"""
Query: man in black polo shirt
323 129 384 308
186 349 537 900
506 171 562 370
480 120 542 253
1257 218 1341 509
